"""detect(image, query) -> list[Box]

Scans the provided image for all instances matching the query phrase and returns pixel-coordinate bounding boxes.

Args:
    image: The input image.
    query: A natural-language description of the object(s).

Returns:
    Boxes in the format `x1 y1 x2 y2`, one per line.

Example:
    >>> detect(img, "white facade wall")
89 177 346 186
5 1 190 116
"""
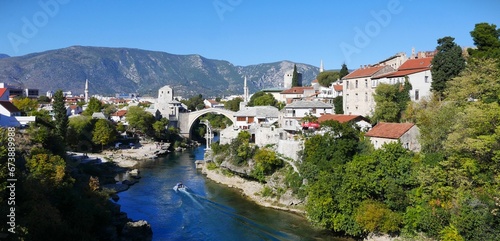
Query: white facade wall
277 140 303 162
369 126 421 152
376 70 432 102
343 77 376 116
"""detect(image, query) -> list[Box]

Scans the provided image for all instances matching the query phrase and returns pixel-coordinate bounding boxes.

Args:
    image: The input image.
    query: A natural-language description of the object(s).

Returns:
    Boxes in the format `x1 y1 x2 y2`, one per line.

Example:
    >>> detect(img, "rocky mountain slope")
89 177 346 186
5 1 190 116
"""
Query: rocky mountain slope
0 46 319 97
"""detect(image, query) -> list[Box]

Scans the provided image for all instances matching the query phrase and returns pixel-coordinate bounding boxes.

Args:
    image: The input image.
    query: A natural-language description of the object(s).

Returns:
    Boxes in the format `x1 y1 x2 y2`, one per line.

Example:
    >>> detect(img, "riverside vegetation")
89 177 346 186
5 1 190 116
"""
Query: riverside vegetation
205 23 500 241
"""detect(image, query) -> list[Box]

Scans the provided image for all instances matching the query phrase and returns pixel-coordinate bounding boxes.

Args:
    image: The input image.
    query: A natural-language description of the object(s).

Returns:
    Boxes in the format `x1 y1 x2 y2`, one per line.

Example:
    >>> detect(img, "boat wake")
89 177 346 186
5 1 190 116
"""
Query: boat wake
177 189 298 241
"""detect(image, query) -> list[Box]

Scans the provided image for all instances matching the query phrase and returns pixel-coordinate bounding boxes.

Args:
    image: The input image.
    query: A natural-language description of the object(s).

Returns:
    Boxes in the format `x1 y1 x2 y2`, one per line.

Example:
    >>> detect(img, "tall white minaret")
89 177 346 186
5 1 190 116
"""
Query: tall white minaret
320 60 324 73
243 76 249 102
84 79 89 103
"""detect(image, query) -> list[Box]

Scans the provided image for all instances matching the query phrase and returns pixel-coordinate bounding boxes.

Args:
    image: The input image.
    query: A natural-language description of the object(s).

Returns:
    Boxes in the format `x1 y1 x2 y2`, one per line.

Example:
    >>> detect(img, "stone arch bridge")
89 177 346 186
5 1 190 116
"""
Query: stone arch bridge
178 108 236 138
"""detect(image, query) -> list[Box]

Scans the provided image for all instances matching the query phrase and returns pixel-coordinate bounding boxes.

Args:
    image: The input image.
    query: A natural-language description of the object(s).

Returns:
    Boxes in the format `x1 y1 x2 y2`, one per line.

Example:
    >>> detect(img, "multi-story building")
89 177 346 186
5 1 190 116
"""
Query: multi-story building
342 65 395 116
373 57 433 102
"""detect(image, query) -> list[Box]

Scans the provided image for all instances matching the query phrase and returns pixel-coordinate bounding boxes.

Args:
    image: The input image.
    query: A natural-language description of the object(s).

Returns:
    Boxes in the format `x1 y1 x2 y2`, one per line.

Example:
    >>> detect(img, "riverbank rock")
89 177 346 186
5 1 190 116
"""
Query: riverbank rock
121 220 153 241
103 183 130 193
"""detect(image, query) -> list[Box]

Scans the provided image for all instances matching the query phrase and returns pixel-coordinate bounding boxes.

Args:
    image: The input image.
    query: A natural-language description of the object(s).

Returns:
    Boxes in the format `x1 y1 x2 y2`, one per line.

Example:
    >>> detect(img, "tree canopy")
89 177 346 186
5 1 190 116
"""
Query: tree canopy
224 97 243 112
53 90 68 144
372 79 411 123
316 71 340 87
339 63 349 79
291 64 300 87
248 91 277 107
83 97 103 116
468 22 500 60
431 36 466 98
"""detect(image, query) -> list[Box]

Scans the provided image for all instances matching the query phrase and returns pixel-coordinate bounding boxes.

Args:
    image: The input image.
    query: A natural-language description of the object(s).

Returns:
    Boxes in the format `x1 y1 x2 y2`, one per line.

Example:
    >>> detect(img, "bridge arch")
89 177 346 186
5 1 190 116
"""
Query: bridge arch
178 108 236 138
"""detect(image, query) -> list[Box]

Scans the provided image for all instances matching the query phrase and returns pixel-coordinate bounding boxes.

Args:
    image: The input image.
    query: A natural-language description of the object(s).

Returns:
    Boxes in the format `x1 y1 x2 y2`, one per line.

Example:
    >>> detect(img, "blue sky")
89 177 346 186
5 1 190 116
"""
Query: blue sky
1 0 499 69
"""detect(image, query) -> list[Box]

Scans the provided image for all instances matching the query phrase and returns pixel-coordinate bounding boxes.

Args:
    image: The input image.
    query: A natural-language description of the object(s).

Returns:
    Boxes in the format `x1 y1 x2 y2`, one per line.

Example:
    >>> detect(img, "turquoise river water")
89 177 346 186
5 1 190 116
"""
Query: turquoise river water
116 144 352 241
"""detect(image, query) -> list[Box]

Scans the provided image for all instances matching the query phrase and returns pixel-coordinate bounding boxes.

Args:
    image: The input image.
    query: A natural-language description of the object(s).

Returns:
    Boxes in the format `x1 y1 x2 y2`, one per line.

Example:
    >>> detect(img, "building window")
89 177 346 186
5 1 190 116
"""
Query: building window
372 79 377 87
365 79 368 88
365 92 368 102
346 94 349 103
425 76 429 83
311 108 316 114
355 80 358 88
415 90 419 100
346 81 349 89
355 93 358 101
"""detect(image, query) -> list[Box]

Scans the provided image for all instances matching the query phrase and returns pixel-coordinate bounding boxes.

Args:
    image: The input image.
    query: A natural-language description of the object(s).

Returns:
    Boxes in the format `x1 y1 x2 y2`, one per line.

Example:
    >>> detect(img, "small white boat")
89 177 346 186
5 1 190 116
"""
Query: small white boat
173 183 187 192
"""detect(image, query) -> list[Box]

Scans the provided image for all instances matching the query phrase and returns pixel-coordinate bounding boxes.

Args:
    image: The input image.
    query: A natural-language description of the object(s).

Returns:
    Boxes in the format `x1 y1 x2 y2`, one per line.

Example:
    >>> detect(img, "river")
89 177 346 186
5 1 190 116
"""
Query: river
116 145 350 241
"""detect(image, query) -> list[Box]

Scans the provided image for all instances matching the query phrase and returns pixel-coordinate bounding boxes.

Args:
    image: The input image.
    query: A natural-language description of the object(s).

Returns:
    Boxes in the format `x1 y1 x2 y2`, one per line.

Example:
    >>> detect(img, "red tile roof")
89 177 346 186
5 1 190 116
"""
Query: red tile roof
113 110 128 117
0 88 7 98
365 122 415 139
333 84 343 92
0 101 20 113
318 114 366 123
207 99 219 105
398 57 432 70
342 65 385 79
280 86 314 94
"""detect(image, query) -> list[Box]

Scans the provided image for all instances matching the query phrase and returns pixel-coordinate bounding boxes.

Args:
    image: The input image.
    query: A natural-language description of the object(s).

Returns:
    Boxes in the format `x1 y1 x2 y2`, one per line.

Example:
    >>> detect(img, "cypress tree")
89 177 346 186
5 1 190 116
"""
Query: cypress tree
292 64 299 87
53 90 68 143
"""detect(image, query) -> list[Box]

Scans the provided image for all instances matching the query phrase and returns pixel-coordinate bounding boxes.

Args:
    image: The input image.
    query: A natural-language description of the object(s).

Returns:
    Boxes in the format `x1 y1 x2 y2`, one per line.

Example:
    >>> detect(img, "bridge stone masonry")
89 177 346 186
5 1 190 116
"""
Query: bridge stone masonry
177 108 236 138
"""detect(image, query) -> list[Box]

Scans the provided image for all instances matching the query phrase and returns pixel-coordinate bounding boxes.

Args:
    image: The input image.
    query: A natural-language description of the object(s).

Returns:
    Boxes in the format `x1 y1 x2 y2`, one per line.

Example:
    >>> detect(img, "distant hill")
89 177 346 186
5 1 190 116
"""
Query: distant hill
0 54 9 59
0 46 319 97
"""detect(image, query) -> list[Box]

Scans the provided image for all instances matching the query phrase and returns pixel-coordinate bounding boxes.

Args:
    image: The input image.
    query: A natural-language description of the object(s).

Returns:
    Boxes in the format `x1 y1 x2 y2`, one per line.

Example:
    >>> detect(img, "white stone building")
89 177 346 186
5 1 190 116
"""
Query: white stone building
365 122 421 152
373 57 433 102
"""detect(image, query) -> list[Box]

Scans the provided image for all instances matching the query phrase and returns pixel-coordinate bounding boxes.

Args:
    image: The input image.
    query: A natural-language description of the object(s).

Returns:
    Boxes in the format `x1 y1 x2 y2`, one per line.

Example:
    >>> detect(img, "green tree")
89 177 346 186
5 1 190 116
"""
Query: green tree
251 148 282 182
37 95 51 104
53 90 68 144
445 58 500 104
333 96 344 114
125 106 156 135
249 92 277 107
292 64 300 87
316 71 340 87
181 94 205 111
153 118 169 138
468 22 500 60
431 36 466 98
339 63 349 79
26 153 67 188
224 97 243 111
373 80 411 123
12 97 38 115
67 115 94 151
83 97 103 116
92 119 117 150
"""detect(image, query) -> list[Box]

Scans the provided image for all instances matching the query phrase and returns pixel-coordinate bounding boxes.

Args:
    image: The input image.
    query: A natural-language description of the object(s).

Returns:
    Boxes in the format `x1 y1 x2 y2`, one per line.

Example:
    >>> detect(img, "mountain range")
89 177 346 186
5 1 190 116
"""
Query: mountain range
0 46 320 97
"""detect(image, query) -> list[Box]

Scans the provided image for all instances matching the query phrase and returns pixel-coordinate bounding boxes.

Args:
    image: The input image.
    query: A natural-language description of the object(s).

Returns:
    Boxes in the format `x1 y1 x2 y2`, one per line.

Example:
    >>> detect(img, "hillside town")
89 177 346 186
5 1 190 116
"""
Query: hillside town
0 47 439 157
1 21 500 241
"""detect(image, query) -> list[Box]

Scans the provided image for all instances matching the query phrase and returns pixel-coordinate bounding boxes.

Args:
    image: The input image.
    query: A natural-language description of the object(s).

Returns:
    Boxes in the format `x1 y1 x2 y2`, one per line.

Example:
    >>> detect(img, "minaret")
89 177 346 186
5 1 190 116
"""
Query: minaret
243 76 249 102
84 79 89 103
320 60 324 73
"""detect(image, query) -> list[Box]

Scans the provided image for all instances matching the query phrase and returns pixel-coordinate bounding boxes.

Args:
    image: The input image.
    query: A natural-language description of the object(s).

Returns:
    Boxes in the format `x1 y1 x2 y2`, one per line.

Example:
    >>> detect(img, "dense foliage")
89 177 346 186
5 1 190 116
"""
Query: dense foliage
316 71 340 87
248 91 278 107
291 64 300 87
372 79 411 123
224 97 243 111
431 36 466 98
297 23 500 240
